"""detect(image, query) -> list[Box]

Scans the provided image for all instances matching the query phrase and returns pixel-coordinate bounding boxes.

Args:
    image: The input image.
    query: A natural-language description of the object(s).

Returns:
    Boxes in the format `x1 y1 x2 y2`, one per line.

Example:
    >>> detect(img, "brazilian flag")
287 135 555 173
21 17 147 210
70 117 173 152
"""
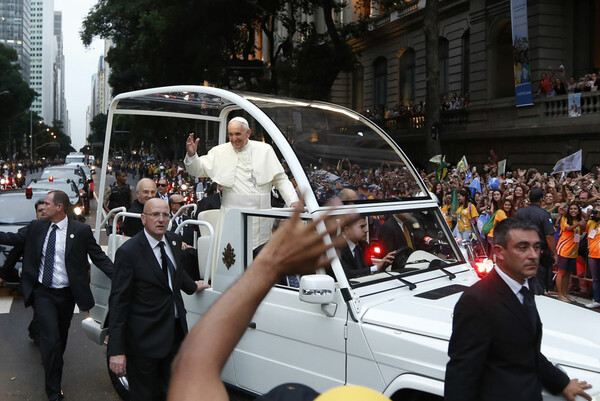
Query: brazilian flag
435 160 449 183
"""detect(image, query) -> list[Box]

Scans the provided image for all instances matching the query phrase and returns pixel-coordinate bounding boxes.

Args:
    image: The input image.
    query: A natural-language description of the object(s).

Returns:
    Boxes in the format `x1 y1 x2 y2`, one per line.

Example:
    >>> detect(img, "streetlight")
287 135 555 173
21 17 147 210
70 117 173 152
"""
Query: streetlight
30 126 50 159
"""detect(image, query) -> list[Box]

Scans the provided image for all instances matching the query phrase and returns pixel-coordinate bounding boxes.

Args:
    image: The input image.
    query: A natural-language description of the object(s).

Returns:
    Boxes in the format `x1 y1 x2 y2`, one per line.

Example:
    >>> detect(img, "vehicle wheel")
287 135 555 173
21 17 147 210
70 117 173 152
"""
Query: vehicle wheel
106 352 130 400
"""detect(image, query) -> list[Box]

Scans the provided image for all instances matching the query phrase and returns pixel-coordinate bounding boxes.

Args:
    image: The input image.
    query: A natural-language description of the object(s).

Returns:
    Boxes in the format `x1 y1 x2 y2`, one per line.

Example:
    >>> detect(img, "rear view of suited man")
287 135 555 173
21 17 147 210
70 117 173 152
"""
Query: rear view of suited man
444 218 592 401
0 190 113 401
108 198 209 401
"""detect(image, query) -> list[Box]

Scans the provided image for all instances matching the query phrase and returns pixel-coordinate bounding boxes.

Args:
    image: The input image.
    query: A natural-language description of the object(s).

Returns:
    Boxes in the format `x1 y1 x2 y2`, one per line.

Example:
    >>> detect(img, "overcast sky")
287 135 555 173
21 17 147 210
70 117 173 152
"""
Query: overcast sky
54 0 102 151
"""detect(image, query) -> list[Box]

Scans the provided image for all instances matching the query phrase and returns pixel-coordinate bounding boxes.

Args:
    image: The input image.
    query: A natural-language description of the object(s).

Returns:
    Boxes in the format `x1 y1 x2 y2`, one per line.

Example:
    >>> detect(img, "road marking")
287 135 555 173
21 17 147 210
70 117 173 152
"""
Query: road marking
0 295 13 314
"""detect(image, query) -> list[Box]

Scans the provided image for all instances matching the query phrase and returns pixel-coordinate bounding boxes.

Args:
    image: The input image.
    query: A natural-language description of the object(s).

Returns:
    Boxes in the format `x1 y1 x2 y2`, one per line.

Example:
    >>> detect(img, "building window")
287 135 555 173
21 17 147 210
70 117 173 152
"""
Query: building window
462 29 470 95
489 19 513 99
373 57 387 110
352 64 364 112
439 38 449 97
398 48 415 106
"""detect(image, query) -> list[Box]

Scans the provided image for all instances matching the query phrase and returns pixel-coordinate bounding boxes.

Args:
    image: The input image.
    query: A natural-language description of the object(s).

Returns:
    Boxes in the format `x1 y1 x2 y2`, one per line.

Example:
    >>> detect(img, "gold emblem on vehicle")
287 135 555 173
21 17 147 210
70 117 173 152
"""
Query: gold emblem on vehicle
222 243 236 269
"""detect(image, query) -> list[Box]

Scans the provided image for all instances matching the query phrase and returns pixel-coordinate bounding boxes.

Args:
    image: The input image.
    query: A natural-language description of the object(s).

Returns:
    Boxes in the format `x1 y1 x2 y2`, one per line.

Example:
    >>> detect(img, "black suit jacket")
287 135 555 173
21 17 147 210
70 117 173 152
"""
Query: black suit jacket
0 219 113 310
444 269 569 401
107 230 197 359
339 240 372 279
379 217 408 255
121 199 144 237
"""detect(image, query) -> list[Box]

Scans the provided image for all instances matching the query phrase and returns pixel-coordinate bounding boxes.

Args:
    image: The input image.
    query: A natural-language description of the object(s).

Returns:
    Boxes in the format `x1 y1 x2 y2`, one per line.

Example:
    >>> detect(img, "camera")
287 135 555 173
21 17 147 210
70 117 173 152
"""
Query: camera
591 209 600 221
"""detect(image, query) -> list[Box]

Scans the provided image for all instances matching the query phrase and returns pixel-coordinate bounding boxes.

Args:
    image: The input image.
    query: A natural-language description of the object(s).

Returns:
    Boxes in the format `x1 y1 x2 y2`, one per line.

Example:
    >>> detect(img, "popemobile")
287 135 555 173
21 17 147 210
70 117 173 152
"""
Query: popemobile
83 86 600 400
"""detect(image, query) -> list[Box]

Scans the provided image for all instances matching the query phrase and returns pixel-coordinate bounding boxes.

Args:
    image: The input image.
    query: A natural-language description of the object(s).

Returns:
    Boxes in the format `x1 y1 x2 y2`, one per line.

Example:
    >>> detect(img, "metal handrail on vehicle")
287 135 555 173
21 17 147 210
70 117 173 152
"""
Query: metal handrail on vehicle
166 203 198 231
174 219 215 283
100 206 127 228
107 211 141 260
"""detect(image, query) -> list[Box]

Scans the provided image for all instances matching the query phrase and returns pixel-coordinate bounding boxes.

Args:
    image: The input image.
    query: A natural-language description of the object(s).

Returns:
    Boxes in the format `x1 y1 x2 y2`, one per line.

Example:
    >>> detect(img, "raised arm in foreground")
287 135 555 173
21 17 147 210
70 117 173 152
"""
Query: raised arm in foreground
168 204 356 401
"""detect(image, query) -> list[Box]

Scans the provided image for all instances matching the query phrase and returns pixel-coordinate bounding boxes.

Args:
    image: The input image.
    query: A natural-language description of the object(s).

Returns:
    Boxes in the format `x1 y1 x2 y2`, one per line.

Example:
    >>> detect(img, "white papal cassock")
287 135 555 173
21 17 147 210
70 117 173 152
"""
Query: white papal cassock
184 140 299 248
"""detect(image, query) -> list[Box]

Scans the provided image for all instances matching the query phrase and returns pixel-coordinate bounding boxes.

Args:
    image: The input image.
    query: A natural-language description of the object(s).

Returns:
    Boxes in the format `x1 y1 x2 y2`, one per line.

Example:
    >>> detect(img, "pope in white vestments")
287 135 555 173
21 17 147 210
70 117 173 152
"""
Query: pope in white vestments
184 117 299 248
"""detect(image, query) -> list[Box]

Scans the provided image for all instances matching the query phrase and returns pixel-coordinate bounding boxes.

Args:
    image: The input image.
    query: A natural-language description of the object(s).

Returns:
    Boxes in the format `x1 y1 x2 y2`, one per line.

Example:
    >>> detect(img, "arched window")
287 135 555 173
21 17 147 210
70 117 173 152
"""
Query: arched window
439 38 449 97
489 19 514 99
462 29 470 95
398 48 415 106
373 57 388 109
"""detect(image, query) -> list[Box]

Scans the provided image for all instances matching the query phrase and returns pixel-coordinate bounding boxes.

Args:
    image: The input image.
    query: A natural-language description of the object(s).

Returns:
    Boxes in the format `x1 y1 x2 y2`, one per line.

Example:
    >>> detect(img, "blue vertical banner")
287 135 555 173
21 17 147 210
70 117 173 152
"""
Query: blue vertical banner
510 0 533 106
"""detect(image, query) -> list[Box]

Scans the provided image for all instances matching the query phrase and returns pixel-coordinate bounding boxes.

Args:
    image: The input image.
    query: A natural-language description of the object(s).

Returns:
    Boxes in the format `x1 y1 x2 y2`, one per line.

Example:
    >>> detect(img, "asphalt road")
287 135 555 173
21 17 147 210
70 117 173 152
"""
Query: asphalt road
0 171 251 401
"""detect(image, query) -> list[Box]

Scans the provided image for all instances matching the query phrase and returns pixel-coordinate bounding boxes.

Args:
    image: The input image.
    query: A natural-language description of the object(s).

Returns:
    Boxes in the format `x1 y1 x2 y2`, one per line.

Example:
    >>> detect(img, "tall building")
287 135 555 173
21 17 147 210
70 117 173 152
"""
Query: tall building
90 39 112 120
0 0 31 82
30 0 54 123
53 10 68 137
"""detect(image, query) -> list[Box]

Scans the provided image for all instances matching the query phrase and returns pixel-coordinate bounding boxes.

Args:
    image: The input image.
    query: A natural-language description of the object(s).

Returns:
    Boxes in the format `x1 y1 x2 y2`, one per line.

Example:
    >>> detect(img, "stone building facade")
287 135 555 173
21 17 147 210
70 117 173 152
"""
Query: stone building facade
327 0 600 170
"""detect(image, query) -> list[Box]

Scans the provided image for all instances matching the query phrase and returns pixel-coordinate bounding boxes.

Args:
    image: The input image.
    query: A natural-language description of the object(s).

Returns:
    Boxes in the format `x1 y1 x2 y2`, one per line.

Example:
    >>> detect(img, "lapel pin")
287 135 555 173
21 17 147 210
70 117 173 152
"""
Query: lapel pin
172 241 176 246
70 234 75 239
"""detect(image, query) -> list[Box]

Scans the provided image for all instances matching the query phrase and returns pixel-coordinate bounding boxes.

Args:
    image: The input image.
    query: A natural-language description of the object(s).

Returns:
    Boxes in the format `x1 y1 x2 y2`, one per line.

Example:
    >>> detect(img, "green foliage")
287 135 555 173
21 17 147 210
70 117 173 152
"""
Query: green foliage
0 44 38 158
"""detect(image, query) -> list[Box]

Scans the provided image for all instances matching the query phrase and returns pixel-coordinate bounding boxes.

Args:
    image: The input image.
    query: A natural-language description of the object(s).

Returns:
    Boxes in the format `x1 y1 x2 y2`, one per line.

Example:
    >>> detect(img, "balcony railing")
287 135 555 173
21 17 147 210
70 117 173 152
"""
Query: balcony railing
539 91 600 117
368 91 600 140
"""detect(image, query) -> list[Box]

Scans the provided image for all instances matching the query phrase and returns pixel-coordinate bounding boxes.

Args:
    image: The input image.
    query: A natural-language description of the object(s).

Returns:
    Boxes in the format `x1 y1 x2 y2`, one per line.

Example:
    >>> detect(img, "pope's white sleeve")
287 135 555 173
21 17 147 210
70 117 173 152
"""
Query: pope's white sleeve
272 172 299 206
184 153 207 178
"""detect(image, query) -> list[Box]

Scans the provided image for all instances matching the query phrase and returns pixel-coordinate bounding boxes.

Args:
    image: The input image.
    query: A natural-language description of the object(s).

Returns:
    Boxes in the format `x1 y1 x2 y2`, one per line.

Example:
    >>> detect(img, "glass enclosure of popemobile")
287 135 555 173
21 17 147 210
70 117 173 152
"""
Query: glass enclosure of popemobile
95 87 468 292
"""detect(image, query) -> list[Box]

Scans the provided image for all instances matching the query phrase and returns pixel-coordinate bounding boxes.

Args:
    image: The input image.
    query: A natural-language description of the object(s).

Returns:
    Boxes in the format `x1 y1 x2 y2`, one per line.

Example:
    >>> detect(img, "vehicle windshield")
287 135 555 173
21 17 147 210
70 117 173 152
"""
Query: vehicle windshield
240 100 428 204
0 194 43 224
339 208 463 289
41 168 83 182
28 181 79 198
65 155 86 164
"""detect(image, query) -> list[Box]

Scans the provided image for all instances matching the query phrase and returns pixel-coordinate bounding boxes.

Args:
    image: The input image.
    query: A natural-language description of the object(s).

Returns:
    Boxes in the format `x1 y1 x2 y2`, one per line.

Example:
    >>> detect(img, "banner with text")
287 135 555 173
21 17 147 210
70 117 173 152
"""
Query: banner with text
510 0 533 107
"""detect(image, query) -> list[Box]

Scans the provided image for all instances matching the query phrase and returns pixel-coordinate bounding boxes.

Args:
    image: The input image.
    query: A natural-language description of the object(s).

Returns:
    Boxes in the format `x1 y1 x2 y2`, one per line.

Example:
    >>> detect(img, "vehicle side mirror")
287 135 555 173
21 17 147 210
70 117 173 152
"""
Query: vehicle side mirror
299 274 334 300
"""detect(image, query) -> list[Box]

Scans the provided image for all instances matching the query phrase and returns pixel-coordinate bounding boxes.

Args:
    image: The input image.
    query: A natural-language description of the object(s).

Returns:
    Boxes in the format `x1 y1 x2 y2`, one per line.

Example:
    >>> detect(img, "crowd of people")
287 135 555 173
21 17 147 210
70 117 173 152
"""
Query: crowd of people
423 150 600 308
362 92 470 121
537 65 600 97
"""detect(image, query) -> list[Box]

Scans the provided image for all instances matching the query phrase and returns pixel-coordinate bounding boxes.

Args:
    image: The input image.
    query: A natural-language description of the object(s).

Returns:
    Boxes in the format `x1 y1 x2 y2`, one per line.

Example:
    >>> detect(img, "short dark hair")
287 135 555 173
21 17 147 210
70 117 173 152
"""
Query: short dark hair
48 190 71 211
35 199 44 212
116 170 127 178
493 218 539 248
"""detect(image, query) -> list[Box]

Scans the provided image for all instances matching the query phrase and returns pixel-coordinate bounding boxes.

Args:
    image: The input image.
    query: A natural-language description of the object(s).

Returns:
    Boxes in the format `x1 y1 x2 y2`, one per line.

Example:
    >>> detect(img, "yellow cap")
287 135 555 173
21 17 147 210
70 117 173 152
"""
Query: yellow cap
315 386 390 401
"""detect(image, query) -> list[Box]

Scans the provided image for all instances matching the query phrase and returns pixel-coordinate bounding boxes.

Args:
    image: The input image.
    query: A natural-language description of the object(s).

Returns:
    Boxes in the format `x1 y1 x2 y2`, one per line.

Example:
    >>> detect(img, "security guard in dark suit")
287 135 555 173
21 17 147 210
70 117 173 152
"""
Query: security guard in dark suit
445 218 591 401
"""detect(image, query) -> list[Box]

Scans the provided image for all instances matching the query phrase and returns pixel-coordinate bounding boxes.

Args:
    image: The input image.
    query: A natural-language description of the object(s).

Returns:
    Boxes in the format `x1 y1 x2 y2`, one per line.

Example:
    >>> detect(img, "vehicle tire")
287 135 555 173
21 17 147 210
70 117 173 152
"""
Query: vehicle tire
106 352 130 400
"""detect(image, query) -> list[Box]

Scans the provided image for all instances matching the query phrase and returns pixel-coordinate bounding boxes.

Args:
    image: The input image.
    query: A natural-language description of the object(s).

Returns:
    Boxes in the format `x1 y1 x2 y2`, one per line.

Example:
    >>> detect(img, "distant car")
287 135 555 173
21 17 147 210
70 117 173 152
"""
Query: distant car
27 179 86 219
65 152 87 165
0 189 48 282
40 165 91 213
65 162 95 192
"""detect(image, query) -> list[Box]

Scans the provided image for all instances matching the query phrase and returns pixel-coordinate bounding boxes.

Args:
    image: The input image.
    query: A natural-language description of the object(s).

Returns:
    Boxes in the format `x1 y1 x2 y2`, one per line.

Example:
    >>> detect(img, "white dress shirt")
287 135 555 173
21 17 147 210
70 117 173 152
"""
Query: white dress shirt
494 265 530 304
38 216 69 288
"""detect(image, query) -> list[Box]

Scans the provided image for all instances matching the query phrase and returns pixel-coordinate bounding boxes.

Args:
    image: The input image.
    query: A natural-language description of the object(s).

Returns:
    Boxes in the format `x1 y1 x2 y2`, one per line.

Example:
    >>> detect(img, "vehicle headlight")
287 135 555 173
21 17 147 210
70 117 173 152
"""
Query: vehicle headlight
73 206 82 216
0 178 5 184
17 173 22 178
180 184 188 191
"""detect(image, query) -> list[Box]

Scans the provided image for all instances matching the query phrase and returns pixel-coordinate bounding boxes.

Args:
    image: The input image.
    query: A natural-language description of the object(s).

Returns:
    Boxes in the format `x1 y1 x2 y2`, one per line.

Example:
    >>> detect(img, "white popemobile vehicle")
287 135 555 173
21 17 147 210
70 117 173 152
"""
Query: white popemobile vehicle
83 86 600 400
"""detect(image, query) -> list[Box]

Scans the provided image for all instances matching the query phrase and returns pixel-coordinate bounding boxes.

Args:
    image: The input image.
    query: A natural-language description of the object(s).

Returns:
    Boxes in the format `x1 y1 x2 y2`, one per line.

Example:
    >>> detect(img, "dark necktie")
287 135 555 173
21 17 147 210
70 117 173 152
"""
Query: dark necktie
520 286 538 329
353 246 365 269
157 241 170 280
42 224 58 287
